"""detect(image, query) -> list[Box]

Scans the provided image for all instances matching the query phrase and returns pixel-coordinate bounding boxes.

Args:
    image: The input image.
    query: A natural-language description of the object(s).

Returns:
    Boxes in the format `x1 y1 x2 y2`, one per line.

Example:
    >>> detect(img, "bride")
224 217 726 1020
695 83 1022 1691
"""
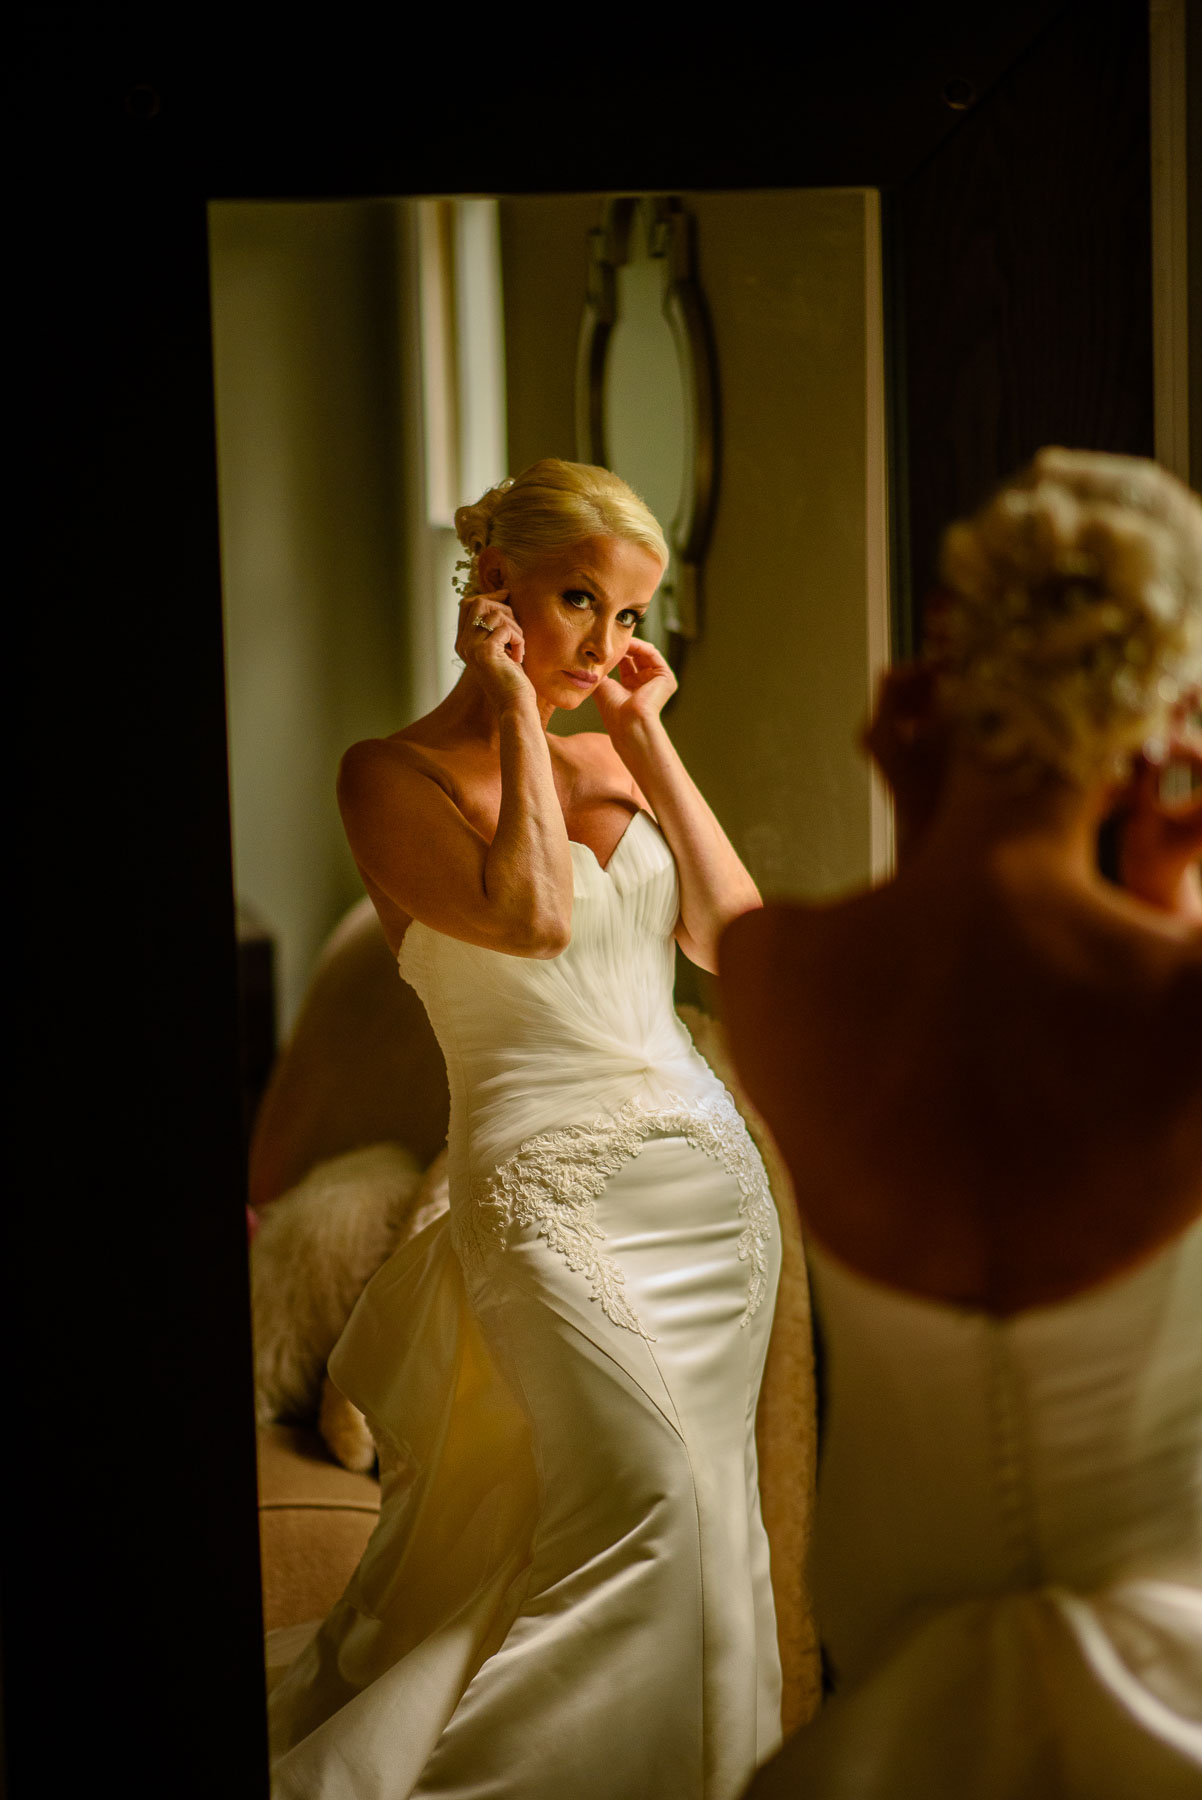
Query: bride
268 458 782 1799
724 448 1202 1798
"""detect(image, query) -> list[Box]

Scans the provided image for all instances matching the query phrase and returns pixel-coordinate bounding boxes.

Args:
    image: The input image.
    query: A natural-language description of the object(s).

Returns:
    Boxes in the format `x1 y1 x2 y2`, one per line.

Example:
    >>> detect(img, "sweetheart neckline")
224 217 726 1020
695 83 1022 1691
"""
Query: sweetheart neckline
568 806 654 875
396 810 664 967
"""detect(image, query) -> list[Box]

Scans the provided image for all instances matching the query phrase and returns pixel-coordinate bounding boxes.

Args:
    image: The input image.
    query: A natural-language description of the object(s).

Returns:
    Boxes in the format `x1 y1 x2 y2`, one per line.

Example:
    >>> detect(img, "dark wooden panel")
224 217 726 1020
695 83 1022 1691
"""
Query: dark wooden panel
36 3 1066 200
7 23 268 1799
1189 0 1202 484
896 0 1154 638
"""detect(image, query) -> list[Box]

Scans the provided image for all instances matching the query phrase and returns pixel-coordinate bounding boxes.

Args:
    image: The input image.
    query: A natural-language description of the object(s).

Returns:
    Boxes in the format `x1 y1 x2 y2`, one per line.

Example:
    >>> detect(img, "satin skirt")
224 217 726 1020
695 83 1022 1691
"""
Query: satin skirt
268 1134 782 1800
746 1580 1202 1800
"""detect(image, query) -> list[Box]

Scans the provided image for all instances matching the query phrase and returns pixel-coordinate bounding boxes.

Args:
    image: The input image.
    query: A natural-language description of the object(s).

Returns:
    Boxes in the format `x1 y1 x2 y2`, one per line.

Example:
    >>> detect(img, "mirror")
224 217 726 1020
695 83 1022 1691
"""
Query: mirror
208 180 891 1745
578 196 718 667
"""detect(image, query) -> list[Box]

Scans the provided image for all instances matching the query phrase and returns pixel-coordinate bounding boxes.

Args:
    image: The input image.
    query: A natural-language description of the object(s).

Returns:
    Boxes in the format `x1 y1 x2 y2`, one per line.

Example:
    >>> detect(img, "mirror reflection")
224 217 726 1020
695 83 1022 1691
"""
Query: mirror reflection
600 199 690 662
209 184 892 1782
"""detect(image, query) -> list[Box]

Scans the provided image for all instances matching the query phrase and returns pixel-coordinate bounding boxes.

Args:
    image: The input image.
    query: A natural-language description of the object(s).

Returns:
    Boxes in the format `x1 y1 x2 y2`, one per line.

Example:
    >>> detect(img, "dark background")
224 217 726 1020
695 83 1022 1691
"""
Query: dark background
6 3 1185 1793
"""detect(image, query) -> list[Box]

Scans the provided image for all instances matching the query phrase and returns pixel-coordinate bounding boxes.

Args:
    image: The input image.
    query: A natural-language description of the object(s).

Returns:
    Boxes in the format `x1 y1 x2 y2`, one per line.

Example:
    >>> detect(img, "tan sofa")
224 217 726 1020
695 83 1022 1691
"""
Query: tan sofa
250 898 449 1632
257 1421 383 1632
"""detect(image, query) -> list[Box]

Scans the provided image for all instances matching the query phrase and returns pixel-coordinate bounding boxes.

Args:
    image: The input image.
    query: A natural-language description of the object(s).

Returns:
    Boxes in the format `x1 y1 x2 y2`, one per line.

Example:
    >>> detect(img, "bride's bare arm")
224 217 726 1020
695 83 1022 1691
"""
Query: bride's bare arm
338 598 574 957
594 643 760 972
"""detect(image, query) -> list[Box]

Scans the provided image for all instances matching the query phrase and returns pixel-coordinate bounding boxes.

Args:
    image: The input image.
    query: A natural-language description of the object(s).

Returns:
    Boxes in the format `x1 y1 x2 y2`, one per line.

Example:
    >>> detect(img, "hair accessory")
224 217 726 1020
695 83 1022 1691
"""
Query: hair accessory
452 556 475 599
934 449 1202 783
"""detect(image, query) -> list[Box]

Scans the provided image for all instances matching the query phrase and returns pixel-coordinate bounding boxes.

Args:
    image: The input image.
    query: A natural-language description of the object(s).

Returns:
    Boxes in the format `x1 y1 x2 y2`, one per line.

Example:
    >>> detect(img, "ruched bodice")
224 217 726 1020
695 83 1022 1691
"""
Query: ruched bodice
398 810 728 1176
397 810 774 1337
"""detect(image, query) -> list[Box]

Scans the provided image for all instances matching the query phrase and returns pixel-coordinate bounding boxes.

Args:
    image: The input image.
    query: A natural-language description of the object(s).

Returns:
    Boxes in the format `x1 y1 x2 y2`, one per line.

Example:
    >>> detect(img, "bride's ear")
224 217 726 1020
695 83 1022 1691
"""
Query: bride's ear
477 546 507 592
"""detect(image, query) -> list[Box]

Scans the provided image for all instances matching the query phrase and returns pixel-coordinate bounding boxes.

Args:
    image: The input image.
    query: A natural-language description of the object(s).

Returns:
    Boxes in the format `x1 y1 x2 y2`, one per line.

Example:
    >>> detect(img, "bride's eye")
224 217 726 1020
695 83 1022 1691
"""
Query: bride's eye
617 609 641 628
562 589 593 609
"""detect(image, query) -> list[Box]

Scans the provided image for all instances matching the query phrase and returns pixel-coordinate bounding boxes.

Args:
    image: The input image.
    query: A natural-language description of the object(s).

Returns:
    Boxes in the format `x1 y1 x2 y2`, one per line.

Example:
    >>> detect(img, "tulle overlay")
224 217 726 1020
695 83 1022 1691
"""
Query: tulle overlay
749 1222 1202 1799
269 813 783 1799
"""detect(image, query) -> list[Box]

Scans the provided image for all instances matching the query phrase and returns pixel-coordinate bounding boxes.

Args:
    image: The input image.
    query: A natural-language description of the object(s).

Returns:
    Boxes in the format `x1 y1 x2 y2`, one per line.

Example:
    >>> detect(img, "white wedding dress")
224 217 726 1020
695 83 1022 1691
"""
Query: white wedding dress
268 810 783 1799
748 1221 1202 1799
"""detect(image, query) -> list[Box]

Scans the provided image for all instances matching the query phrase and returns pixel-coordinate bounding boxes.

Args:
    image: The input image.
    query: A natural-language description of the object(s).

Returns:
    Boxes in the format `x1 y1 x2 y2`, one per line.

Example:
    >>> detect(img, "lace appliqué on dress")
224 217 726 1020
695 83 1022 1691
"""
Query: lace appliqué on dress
458 1093 775 1339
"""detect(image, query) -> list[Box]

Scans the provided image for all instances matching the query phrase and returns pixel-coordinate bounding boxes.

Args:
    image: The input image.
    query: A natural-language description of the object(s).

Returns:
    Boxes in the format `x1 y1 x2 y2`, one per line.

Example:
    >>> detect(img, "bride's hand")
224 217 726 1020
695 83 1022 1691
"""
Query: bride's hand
455 594 534 712
1116 728 1202 922
592 639 678 737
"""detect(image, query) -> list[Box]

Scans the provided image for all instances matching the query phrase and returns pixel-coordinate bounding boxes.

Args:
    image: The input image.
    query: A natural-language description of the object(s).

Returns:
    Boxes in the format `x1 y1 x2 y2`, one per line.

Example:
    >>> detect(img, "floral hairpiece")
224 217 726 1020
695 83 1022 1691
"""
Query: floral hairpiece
451 555 475 599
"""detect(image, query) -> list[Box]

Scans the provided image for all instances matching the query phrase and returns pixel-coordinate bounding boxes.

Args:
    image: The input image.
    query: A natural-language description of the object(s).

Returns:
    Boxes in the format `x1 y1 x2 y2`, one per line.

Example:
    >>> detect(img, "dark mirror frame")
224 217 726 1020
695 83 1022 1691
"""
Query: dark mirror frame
10 5 1170 1794
576 195 718 669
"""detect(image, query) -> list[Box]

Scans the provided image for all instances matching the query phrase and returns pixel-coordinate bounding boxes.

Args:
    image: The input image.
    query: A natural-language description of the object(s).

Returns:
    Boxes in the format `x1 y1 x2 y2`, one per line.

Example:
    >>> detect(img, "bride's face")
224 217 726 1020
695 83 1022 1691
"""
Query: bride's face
477 535 664 708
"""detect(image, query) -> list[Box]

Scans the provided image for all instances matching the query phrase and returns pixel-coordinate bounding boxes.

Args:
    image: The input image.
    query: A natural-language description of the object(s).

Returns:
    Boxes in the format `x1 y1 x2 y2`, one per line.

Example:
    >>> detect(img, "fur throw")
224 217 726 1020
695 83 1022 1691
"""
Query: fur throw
251 1144 450 1467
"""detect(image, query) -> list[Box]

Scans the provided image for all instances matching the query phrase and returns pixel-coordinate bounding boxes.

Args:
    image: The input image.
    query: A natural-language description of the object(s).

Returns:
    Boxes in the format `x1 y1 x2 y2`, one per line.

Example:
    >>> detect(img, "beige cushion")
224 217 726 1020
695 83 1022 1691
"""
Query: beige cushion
257 1423 381 1632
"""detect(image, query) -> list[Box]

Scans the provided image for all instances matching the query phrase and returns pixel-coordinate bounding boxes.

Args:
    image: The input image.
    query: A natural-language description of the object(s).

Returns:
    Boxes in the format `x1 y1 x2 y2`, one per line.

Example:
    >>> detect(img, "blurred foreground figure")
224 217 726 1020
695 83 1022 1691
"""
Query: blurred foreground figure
726 450 1202 1799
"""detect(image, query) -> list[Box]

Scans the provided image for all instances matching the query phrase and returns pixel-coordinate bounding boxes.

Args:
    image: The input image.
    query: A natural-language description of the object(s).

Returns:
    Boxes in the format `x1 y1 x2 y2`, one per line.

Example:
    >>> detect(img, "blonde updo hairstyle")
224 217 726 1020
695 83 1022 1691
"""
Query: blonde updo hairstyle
453 458 668 601
933 448 1202 784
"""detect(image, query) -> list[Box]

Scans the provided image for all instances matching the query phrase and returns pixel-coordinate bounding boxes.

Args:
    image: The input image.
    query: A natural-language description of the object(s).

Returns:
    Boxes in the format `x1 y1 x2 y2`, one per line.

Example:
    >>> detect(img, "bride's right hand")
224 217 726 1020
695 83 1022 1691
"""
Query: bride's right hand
455 594 533 712
1116 729 1202 923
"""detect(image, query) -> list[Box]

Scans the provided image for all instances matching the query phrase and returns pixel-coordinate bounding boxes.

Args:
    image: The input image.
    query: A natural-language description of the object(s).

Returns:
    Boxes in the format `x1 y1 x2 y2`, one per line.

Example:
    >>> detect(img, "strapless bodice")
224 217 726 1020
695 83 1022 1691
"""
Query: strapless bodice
396 811 774 1337
397 811 728 1181
807 1218 1202 1686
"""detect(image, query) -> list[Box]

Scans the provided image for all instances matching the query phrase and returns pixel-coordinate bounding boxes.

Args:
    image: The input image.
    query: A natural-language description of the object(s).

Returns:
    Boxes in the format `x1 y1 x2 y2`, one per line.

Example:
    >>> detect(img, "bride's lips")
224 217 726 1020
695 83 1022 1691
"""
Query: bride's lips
561 670 600 690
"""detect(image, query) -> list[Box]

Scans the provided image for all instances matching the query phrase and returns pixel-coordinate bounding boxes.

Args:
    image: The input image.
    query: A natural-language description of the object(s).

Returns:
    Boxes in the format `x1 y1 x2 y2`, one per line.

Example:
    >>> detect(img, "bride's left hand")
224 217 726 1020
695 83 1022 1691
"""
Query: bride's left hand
591 640 678 737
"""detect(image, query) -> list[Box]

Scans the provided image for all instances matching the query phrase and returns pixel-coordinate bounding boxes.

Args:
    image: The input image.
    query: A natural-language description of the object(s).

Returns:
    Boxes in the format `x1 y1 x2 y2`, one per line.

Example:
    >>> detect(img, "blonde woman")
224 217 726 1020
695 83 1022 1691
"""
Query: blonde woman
725 449 1202 1799
269 460 781 1799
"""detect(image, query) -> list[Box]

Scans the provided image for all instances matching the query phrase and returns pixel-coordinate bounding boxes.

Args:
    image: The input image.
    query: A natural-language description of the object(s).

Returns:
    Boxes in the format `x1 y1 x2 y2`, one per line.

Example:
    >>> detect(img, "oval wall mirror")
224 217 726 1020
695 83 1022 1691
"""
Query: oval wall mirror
575 196 719 672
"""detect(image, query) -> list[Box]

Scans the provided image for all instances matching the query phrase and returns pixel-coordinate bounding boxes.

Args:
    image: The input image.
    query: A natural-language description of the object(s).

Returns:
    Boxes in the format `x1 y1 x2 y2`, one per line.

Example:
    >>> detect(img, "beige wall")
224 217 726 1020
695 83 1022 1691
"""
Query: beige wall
209 201 408 1028
501 196 597 469
500 189 884 906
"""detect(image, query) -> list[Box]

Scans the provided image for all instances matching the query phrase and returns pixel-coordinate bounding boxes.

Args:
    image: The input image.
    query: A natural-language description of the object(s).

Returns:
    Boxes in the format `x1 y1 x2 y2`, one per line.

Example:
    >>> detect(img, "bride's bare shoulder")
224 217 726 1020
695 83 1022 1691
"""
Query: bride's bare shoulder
720 891 898 1072
339 726 459 791
336 735 469 856
722 886 892 972
1055 879 1202 1033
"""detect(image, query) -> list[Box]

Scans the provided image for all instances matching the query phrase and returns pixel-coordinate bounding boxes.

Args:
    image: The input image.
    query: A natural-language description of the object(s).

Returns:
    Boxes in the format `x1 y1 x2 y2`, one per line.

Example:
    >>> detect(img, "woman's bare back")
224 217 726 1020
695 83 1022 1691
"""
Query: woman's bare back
722 869 1202 1314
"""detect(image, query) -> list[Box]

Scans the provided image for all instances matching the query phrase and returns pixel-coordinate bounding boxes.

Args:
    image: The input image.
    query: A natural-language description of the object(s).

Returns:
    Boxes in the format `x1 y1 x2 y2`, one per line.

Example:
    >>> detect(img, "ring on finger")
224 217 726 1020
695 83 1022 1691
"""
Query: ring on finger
473 617 496 634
